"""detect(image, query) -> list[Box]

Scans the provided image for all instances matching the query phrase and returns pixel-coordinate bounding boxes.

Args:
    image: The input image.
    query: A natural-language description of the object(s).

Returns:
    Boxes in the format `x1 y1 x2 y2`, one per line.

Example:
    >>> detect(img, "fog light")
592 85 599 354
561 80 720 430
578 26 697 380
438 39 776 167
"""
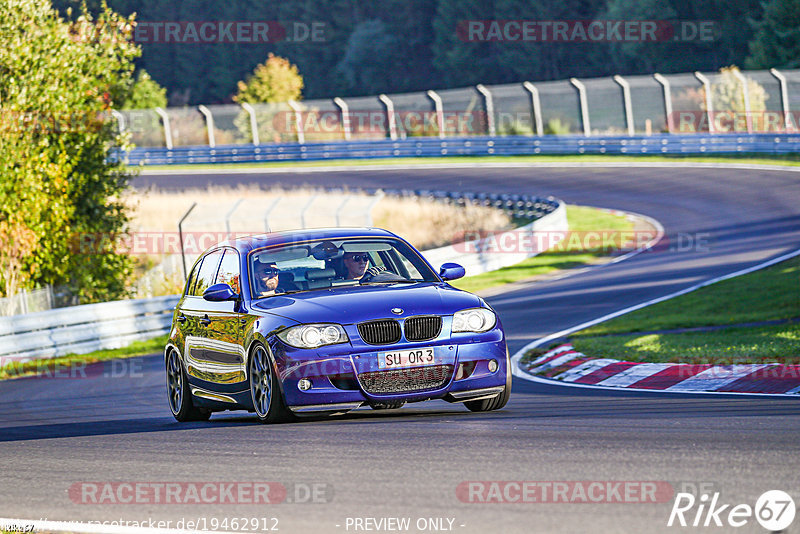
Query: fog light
298 378 312 391
488 360 499 373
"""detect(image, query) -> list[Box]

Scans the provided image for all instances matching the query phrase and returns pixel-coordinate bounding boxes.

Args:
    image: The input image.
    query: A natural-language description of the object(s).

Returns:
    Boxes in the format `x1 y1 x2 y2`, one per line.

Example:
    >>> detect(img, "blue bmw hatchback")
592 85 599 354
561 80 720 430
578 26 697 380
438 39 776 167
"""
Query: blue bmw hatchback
165 227 510 423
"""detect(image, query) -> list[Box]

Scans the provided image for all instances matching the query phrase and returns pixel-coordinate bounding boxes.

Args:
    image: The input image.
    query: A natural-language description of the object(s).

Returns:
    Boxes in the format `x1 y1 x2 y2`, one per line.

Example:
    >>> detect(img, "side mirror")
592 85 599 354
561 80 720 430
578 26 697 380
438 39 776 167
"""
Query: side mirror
439 262 466 281
203 283 238 302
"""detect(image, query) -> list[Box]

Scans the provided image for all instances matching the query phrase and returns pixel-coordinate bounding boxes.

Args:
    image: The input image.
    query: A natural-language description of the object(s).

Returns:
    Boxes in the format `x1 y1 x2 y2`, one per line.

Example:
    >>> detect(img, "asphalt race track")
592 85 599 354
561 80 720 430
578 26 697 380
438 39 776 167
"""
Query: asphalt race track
1 164 799 534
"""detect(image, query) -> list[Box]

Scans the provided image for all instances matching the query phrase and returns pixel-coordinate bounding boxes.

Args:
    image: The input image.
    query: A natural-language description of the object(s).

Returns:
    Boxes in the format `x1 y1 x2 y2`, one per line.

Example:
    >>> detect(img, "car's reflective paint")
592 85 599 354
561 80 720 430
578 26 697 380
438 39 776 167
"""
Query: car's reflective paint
165 227 510 422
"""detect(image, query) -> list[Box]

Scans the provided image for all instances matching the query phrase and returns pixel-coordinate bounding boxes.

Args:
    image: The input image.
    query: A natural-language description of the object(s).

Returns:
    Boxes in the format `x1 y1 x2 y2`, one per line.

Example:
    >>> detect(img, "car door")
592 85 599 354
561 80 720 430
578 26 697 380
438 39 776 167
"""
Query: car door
179 249 223 383
201 248 246 385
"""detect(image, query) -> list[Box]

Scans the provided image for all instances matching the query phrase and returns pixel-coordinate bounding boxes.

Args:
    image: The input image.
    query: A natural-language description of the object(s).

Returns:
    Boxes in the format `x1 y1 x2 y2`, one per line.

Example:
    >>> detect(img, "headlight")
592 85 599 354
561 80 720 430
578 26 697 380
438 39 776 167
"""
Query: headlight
452 308 496 333
277 324 349 348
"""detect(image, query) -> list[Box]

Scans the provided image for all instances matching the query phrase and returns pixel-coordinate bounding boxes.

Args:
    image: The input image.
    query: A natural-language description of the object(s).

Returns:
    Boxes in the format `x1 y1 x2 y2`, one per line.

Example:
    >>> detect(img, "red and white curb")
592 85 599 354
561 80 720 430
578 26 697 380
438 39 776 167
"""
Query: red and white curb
524 344 800 395
510 247 800 397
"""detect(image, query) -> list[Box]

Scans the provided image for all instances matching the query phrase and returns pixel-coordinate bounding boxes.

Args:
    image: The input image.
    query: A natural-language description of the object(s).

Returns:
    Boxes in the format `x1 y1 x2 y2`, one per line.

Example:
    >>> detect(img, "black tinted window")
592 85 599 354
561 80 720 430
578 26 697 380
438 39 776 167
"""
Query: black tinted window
185 258 202 296
192 250 223 296
216 249 241 294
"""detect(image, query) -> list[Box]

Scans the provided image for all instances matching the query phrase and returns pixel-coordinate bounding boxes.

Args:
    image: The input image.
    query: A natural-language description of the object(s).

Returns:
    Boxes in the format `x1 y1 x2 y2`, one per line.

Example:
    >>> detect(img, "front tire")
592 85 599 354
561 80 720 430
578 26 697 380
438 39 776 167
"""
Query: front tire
249 343 293 424
464 350 512 412
166 348 211 422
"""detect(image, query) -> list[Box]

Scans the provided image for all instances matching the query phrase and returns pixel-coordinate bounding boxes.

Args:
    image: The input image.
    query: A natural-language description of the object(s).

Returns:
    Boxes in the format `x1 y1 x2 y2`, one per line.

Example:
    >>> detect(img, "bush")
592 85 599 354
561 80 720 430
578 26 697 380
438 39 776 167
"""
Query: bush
234 54 304 105
122 70 168 110
0 1 140 302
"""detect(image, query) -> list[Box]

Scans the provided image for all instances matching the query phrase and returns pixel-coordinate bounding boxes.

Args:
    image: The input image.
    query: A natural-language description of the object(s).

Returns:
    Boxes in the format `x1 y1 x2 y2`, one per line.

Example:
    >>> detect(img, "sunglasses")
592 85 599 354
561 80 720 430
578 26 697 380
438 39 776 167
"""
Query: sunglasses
261 267 279 278
345 254 370 263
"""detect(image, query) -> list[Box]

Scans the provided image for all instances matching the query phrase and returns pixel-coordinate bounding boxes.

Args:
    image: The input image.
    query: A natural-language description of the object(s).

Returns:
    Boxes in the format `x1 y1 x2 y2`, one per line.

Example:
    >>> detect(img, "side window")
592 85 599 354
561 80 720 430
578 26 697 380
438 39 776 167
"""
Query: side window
192 250 223 296
216 249 241 294
185 258 203 296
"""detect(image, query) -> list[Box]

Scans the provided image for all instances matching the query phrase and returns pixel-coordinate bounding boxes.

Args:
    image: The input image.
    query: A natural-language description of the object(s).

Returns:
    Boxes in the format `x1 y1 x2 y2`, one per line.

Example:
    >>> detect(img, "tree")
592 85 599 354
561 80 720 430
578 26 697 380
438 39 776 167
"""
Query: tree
0 0 139 302
122 70 168 109
234 53 304 104
335 20 400 94
746 0 800 69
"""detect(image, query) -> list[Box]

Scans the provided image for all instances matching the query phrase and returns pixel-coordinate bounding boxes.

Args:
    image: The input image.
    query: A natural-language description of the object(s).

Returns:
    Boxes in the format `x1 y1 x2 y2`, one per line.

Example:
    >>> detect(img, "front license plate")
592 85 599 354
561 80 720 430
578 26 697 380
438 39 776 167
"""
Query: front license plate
378 347 436 369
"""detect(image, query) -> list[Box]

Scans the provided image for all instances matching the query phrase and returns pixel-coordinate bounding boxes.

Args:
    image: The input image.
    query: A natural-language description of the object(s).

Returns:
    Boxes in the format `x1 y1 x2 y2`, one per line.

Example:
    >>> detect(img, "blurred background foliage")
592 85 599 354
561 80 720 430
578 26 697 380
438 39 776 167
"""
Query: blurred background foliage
49 0 799 105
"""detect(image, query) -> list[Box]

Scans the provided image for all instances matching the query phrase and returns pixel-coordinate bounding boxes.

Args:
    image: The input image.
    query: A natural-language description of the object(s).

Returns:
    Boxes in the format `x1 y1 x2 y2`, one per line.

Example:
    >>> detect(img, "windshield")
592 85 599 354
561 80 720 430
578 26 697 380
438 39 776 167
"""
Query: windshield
248 237 439 298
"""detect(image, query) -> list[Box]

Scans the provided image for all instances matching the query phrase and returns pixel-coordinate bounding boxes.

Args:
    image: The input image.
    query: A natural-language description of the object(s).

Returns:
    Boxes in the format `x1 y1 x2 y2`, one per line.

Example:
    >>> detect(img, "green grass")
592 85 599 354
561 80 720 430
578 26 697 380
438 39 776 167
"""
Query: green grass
452 204 637 294
0 335 167 381
571 323 800 365
140 153 800 172
560 255 800 365
574 256 800 336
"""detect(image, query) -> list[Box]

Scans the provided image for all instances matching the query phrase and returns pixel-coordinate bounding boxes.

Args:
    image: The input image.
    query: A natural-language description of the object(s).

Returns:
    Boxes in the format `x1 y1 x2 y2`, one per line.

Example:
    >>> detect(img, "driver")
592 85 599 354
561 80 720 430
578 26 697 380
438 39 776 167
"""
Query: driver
341 252 370 279
259 262 280 297
341 252 386 280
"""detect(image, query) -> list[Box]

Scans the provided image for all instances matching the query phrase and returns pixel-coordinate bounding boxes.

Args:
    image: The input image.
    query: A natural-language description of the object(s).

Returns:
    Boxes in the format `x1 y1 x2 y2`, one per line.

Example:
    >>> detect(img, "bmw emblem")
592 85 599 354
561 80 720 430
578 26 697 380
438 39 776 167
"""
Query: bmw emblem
391 308 403 315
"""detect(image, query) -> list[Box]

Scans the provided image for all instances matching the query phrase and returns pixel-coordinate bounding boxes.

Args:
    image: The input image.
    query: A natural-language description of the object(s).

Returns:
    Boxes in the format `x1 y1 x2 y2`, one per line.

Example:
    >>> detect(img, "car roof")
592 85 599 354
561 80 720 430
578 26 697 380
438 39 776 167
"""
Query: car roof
212 227 402 255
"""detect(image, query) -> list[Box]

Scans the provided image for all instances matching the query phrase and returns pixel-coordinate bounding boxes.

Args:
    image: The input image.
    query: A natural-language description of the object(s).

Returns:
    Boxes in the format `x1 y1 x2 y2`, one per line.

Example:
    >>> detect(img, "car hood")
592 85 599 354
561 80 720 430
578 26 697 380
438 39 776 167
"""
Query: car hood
251 283 482 325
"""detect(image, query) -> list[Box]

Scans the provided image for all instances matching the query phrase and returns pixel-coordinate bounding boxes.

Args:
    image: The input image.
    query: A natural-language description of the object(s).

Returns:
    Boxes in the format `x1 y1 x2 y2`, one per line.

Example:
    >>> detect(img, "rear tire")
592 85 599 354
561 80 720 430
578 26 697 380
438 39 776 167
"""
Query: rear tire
249 343 294 424
464 350 512 412
166 348 211 422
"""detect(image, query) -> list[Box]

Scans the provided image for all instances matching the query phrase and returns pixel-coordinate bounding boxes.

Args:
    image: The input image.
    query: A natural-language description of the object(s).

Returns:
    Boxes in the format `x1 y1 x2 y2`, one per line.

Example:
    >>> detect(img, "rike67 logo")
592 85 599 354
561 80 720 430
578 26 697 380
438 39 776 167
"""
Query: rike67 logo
667 490 795 530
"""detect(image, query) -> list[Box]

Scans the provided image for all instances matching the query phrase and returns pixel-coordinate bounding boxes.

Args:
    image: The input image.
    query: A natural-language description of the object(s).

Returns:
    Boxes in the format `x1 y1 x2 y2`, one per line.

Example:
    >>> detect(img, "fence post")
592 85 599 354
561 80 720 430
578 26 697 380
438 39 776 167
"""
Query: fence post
197 105 216 148
770 69 791 132
731 69 753 133
224 198 244 237
522 82 543 136
570 78 590 136
335 195 351 226
240 103 259 145
288 100 305 144
154 107 173 149
653 73 674 133
365 190 384 226
178 202 197 281
694 71 714 134
333 97 352 141
263 197 282 232
613 75 635 136
378 94 397 140
299 195 318 229
476 84 496 136
426 90 446 138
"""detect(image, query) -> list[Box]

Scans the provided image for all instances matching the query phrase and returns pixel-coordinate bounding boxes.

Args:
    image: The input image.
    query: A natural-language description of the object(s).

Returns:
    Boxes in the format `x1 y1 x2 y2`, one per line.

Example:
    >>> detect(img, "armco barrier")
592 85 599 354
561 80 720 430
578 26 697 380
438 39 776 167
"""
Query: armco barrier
0 295 178 365
0 198 567 365
124 133 800 165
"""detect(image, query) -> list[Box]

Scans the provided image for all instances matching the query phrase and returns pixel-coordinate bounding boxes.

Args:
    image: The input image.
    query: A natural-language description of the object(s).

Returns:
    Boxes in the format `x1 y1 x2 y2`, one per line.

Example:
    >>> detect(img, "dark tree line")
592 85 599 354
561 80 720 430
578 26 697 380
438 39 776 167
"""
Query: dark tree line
51 0 798 105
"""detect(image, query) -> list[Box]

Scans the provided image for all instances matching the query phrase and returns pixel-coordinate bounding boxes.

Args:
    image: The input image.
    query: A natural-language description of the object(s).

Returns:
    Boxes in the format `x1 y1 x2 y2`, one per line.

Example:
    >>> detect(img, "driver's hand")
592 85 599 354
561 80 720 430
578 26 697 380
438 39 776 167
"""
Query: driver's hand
363 265 386 278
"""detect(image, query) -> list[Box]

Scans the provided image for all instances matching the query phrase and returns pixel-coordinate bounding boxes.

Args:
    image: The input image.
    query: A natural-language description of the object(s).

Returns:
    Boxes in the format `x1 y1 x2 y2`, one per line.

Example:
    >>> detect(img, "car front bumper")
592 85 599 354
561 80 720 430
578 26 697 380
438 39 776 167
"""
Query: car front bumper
270 328 508 412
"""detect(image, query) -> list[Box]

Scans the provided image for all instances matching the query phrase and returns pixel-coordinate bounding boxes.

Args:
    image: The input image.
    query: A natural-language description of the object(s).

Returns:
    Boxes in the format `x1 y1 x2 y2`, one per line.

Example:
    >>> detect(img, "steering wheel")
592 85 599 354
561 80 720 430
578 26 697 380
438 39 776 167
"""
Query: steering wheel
360 266 407 283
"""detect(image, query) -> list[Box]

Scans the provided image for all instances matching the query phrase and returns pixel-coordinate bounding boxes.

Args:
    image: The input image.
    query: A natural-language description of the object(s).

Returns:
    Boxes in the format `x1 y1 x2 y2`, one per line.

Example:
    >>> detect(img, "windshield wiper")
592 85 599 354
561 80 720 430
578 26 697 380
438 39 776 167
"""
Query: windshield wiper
360 279 426 285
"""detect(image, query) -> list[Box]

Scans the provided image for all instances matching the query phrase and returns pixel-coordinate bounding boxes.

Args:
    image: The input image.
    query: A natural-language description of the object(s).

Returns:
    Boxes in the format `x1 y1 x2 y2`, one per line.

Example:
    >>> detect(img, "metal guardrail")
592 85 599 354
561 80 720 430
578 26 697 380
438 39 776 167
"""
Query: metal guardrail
0 295 179 365
0 197 566 365
124 133 800 165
